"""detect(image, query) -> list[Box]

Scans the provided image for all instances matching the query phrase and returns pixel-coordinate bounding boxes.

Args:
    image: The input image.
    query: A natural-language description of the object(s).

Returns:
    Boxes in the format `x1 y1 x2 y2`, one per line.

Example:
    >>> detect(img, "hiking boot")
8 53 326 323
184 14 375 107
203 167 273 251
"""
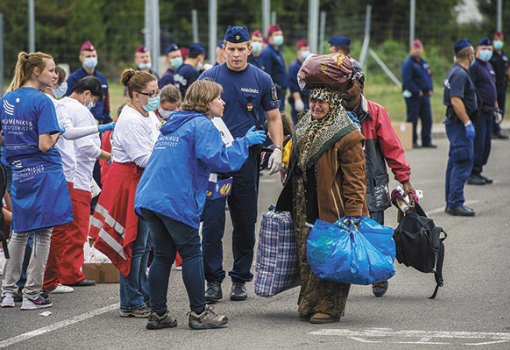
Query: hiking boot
146 311 178 330
1 293 15 308
372 280 389 297
50 284 74 294
230 281 247 301
205 281 222 303
20 295 52 310
188 305 228 330
120 305 150 318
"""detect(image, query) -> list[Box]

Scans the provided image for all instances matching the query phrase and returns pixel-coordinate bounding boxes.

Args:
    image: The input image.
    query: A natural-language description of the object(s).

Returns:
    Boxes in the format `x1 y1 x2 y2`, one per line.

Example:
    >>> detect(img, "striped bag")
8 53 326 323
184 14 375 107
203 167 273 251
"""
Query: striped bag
255 210 300 297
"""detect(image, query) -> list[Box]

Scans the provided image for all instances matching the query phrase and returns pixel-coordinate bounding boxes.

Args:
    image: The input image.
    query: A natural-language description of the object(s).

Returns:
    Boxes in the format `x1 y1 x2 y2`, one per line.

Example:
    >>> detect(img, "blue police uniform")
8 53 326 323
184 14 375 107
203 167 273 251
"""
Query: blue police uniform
402 55 434 146
259 44 288 112
489 49 509 135
443 63 477 207
65 67 110 122
199 59 279 284
174 64 201 100
248 54 261 68
469 59 497 176
158 68 176 89
288 58 310 125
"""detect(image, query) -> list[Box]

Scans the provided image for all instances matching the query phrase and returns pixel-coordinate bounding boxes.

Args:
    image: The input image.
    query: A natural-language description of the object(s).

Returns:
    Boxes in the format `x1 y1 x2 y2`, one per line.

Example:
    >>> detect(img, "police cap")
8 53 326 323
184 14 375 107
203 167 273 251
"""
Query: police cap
224 26 250 43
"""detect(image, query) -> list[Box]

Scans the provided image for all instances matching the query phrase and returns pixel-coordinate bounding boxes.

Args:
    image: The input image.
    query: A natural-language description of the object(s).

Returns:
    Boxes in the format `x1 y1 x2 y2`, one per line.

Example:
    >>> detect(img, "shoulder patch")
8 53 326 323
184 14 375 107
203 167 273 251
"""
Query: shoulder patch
271 86 278 101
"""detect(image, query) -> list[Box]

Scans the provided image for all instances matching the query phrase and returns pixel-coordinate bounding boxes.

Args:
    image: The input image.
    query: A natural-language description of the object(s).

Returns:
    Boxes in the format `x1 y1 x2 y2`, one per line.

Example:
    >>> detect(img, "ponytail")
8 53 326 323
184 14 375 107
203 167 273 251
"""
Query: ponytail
8 51 53 91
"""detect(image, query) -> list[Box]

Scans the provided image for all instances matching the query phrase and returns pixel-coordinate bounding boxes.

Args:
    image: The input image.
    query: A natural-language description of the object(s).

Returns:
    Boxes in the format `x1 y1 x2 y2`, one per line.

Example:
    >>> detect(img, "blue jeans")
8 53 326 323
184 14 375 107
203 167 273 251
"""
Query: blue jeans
141 208 205 315
119 218 151 311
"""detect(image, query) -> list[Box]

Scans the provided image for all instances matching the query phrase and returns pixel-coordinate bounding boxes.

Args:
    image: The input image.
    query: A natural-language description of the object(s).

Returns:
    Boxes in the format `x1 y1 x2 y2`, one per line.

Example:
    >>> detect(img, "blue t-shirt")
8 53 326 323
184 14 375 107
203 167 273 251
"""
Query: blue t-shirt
248 54 261 69
443 63 478 116
199 64 279 138
402 56 434 94
158 68 176 89
1 87 61 165
174 64 200 99
259 45 289 89
469 59 498 106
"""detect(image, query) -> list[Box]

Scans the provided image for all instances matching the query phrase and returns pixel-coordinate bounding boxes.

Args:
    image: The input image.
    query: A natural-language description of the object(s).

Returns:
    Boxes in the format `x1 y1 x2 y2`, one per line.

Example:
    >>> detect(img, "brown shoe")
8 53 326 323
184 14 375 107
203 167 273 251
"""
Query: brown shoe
309 312 339 324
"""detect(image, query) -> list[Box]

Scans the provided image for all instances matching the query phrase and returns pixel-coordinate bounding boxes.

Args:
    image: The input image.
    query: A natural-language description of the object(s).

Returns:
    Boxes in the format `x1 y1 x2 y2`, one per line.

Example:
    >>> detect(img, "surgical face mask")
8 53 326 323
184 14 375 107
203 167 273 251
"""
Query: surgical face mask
273 35 284 46
301 50 310 60
52 81 68 99
85 96 94 110
158 107 171 119
251 41 263 53
170 56 183 69
138 63 151 70
84 57 98 69
479 49 493 62
493 40 504 50
143 96 160 112
196 62 204 71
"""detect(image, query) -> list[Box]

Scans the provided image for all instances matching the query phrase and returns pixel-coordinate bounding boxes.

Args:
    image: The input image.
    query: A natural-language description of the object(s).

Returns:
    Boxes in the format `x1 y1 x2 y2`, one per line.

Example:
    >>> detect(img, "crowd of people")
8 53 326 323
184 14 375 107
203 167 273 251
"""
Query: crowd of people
0 22 508 330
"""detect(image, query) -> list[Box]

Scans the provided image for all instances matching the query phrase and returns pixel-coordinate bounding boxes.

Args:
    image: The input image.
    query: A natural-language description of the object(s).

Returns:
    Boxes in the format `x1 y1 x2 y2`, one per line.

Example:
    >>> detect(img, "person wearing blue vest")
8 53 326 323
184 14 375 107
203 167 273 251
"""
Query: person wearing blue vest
174 43 205 99
199 25 283 303
64 40 110 123
402 39 436 148
260 24 288 112
443 39 478 217
134 79 266 330
0 51 73 310
288 39 311 125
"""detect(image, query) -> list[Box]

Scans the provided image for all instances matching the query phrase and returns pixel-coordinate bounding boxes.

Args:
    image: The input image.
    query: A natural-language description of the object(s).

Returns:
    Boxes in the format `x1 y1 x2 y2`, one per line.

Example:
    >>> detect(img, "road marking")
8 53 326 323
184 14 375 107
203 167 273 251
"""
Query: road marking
0 303 118 348
310 328 510 346
427 199 480 215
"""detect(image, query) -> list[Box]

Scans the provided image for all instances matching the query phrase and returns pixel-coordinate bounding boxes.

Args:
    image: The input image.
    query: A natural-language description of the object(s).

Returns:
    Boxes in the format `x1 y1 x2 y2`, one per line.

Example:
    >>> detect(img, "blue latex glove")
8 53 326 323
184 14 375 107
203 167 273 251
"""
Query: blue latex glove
58 124 66 134
98 122 116 133
244 126 267 146
464 121 475 141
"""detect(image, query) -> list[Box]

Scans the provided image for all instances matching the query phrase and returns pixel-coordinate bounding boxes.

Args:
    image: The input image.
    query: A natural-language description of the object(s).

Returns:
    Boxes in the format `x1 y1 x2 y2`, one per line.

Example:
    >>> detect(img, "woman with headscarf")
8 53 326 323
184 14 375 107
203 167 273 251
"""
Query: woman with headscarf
276 86 367 324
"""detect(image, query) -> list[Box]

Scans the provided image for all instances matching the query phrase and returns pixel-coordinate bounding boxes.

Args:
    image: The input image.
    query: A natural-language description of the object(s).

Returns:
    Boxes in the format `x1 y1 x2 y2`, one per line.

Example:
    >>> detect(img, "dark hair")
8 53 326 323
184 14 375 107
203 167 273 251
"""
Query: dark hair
160 84 182 104
456 46 472 59
280 113 294 136
338 45 351 55
72 76 104 101
188 49 204 59
120 68 157 99
55 66 67 85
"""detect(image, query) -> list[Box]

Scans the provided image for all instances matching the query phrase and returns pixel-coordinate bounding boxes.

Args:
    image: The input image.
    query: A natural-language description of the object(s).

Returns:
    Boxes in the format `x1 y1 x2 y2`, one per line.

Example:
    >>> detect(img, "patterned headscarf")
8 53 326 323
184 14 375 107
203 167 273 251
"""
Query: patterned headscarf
294 87 356 174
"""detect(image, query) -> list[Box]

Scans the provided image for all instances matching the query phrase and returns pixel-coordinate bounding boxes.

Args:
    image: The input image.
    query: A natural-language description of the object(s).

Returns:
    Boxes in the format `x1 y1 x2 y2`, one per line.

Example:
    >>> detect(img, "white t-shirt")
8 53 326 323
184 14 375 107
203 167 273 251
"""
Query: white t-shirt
60 97 101 192
112 106 160 167
49 96 76 183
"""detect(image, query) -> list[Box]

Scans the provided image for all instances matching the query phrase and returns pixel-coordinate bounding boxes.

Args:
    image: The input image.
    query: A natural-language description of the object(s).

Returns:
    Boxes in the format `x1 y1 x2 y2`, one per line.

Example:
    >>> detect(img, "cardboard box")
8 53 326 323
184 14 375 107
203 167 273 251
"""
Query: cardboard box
206 176 233 200
82 263 119 283
391 122 413 150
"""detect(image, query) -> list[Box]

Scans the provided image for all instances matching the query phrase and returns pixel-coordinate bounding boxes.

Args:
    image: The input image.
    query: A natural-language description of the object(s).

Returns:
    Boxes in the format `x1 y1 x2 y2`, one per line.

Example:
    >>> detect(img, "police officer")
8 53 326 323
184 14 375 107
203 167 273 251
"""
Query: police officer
490 31 510 139
260 24 288 112
288 40 311 125
248 30 264 68
402 39 436 148
199 25 283 302
328 35 361 68
467 37 498 186
159 44 183 89
134 45 159 79
174 43 205 98
443 39 477 217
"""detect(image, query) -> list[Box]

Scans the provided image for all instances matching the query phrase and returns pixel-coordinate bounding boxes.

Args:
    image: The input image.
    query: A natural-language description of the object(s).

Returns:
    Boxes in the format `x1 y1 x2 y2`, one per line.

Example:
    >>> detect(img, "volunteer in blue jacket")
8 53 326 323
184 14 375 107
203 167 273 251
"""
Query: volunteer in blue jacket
402 39 436 148
443 39 478 217
199 25 283 303
135 79 266 330
0 51 72 310
288 40 311 125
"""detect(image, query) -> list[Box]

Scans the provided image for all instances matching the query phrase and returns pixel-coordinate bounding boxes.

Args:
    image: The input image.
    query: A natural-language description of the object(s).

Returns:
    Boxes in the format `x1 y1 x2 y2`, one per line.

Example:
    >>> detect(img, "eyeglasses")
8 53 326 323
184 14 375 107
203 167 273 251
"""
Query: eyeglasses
138 89 161 98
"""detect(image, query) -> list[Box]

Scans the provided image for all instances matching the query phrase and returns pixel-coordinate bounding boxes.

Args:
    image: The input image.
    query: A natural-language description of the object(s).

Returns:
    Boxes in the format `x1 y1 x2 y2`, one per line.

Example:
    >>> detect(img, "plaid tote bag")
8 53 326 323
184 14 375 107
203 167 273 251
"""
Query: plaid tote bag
255 210 300 297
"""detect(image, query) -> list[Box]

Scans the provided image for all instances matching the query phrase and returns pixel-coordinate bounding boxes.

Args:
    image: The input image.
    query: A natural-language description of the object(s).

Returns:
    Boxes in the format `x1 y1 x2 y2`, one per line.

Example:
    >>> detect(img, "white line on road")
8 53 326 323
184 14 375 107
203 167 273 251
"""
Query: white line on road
0 303 118 349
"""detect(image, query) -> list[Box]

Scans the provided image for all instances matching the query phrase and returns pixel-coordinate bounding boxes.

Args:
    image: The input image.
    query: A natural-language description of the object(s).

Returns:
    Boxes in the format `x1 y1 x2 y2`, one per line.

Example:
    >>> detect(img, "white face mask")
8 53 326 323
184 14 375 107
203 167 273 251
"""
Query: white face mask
251 41 263 53
84 57 98 69
158 107 171 119
196 62 204 71
52 81 68 99
138 63 151 70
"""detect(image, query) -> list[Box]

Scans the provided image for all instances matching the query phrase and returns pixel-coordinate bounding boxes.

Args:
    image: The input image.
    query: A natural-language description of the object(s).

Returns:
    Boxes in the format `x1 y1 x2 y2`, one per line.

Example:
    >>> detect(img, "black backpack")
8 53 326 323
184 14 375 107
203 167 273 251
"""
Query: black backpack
393 204 447 299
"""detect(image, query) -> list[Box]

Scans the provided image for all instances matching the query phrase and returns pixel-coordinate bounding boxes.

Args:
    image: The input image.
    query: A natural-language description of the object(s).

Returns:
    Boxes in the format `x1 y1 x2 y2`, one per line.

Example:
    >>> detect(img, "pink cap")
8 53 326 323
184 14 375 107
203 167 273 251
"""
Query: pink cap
296 40 308 49
135 45 148 54
267 24 281 37
251 29 263 38
412 39 423 48
81 40 95 51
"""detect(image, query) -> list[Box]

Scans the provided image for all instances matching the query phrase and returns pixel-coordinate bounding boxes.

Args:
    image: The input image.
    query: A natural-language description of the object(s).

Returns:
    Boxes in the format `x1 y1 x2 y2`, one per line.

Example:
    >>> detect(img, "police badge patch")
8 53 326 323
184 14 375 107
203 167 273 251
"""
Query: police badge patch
271 86 278 101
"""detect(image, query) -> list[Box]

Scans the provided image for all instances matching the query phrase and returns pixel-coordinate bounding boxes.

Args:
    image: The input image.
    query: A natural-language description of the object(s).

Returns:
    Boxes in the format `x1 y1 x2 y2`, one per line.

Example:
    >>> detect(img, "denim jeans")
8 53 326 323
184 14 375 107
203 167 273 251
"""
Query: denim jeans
141 208 205 315
119 218 151 311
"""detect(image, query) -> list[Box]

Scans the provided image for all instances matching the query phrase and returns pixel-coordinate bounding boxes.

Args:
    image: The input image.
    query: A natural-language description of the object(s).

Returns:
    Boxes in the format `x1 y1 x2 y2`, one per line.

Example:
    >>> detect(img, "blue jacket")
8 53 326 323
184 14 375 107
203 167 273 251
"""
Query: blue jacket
134 110 252 229
259 44 288 89
402 56 433 95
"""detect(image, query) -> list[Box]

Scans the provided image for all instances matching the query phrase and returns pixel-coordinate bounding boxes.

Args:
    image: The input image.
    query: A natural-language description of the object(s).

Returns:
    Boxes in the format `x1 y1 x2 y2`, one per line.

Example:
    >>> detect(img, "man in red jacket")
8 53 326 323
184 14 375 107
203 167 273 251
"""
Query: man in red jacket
341 66 416 298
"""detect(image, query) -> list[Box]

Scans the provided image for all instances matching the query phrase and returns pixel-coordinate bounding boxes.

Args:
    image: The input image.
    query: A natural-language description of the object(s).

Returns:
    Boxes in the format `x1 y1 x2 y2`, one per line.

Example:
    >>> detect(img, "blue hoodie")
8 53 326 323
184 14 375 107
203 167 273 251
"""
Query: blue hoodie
134 110 252 229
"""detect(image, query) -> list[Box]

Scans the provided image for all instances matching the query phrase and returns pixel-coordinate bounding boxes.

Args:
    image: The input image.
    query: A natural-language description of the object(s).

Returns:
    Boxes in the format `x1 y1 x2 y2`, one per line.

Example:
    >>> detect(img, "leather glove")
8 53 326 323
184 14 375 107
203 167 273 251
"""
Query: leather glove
98 122 116 133
267 148 282 175
294 98 305 112
244 126 267 146
464 121 475 141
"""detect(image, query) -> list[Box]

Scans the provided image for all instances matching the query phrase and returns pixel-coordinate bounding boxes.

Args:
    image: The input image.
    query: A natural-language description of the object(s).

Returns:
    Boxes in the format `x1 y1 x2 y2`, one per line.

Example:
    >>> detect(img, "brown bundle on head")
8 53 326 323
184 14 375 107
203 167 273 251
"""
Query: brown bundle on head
297 53 353 92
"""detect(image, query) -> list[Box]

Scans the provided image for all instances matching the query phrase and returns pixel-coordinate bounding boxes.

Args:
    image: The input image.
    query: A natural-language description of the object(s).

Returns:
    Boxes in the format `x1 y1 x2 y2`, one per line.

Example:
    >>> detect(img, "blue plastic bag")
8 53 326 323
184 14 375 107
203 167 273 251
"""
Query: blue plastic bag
355 216 396 260
306 217 396 285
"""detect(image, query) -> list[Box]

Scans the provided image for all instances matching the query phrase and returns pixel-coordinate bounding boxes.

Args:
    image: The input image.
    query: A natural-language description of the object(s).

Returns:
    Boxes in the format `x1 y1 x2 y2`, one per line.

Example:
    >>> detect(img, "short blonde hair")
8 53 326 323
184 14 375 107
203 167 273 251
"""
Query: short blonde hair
181 79 222 115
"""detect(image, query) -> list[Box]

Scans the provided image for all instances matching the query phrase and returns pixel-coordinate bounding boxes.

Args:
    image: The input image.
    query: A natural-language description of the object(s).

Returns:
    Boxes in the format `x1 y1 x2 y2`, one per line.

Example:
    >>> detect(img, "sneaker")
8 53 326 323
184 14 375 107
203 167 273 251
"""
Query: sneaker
120 306 150 318
1 293 15 308
50 284 74 294
230 281 247 301
20 295 52 310
188 305 228 330
205 281 222 303
372 280 389 297
146 311 178 330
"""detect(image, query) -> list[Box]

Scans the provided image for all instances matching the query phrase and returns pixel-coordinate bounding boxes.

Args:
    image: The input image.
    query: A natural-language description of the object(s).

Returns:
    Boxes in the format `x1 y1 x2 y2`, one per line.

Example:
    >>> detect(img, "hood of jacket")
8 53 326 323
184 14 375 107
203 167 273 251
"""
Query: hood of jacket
160 110 208 135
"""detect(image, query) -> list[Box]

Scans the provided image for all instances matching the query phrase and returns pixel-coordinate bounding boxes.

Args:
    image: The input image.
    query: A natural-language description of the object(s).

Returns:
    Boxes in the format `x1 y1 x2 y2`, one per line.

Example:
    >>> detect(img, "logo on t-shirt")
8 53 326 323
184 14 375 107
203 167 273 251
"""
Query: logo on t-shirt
2 99 15 116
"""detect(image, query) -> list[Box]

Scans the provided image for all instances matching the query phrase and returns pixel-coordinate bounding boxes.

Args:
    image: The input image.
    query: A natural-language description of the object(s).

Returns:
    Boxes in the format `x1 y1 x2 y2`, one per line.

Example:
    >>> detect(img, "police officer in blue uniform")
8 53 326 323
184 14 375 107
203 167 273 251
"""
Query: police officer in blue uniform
402 39 436 148
199 25 283 302
65 40 110 123
247 30 264 69
443 39 477 217
260 24 288 112
490 31 510 139
467 37 499 186
174 43 205 99
288 40 311 125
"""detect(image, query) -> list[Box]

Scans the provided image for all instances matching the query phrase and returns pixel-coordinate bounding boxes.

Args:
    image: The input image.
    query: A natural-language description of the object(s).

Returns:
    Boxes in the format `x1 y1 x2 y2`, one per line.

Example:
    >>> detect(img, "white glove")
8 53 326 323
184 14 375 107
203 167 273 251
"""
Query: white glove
402 90 412 98
494 109 503 124
268 148 282 175
294 98 305 112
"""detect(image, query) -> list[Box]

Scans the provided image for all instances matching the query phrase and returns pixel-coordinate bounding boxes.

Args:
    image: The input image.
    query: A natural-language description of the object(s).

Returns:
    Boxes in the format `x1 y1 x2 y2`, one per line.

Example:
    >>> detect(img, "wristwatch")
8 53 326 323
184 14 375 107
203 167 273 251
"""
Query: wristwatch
274 144 283 151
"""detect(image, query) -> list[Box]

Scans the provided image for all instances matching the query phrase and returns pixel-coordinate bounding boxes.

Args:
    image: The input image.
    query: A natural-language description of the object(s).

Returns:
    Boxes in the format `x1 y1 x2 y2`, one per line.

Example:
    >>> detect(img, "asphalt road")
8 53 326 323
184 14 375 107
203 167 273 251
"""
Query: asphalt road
1 134 509 350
